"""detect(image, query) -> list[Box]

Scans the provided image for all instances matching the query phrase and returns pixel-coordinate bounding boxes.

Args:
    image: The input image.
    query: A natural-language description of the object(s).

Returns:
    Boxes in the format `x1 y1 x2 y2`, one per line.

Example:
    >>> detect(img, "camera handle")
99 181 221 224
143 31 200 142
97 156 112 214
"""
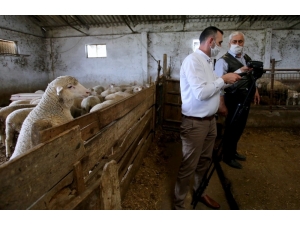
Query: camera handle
191 75 259 210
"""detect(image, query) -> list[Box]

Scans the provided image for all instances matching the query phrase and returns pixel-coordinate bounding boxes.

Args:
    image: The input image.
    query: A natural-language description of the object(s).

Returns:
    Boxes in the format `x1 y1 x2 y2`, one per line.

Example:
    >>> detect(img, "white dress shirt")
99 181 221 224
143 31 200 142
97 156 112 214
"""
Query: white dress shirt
180 49 225 118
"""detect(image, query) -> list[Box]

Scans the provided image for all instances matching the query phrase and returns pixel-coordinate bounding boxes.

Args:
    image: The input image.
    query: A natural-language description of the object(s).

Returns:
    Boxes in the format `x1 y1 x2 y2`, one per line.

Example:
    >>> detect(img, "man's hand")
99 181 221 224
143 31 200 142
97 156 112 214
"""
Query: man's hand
240 66 249 73
254 87 260 105
218 96 228 116
222 73 241 84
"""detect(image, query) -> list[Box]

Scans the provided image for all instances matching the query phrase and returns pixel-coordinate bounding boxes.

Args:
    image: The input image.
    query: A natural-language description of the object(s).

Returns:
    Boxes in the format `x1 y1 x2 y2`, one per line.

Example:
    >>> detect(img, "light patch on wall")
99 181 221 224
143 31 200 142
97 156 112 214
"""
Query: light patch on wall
193 39 199 52
86 44 107 58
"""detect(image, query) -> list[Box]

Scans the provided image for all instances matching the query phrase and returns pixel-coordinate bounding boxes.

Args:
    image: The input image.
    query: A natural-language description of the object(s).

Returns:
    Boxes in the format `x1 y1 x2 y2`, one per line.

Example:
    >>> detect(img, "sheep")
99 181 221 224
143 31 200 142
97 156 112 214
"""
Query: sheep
91 85 105 95
35 90 45 94
81 95 101 115
5 108 33 157
132 85 145 93
90 100 116 113
104 91 132 101
9 100 31 106
30 97 42 105
266 80 289 93
0 104 37 145
286 89 299 106
100 85 122 98
9 75 91 160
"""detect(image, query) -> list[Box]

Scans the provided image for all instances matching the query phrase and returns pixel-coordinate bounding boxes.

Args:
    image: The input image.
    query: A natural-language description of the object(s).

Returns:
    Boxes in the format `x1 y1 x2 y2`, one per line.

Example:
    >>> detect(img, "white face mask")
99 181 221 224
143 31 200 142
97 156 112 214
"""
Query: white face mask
230 44 243 55
210 40 220 58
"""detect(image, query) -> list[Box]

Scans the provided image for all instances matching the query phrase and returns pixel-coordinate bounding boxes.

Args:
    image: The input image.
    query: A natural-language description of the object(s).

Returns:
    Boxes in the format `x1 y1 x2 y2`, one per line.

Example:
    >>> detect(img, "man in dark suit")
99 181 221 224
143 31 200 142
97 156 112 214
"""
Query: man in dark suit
214 31 260 169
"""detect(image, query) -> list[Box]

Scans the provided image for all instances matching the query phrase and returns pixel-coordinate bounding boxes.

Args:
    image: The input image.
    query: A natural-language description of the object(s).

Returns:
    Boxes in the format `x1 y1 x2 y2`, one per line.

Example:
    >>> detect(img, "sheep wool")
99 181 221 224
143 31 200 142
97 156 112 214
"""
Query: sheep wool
0 104 36 145
5 108 33 157
10 76 90 160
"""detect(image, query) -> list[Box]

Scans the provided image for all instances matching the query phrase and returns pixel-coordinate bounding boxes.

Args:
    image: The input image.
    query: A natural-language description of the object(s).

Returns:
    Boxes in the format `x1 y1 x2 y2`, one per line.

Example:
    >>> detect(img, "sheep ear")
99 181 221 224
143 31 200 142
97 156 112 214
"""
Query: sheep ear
56 86 63 95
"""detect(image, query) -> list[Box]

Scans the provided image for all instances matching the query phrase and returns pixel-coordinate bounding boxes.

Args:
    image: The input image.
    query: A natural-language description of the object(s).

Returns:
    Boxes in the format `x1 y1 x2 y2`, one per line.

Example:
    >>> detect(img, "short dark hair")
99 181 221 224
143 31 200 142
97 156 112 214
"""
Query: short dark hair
199 26 223 44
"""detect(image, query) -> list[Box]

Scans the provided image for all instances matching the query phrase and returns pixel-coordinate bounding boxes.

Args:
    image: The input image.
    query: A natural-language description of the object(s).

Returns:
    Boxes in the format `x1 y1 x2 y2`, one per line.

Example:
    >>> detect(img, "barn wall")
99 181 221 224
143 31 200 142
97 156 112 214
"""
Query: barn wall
0 15 50 107
48 22 300 85
1 16 300 106
48 34 146 88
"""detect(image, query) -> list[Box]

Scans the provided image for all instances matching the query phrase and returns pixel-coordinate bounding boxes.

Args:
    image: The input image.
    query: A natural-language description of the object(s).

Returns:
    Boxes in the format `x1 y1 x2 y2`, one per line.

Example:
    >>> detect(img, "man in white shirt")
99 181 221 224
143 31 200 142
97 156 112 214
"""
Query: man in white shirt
214 31 260 169
173 26 241 210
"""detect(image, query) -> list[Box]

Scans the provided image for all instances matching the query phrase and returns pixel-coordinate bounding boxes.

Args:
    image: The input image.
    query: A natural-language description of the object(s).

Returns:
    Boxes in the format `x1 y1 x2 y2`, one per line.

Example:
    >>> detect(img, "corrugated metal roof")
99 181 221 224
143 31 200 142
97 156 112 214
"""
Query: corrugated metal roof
28 15 300 31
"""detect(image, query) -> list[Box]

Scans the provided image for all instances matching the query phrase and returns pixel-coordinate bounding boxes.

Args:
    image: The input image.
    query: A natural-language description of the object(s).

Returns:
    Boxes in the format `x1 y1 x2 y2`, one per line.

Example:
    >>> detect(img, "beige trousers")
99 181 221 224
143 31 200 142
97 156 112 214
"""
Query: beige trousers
174 116 217 209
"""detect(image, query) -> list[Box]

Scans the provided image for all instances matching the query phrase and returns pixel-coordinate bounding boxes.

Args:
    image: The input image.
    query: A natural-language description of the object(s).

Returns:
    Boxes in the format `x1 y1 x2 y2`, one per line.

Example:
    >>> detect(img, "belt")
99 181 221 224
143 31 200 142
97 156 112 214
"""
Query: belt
181 114 215 121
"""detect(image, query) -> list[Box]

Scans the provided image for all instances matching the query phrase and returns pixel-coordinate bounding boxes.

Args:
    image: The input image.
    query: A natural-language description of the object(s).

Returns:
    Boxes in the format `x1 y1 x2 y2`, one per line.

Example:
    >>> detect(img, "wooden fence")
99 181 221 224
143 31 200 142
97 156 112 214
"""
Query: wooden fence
0 85 156 209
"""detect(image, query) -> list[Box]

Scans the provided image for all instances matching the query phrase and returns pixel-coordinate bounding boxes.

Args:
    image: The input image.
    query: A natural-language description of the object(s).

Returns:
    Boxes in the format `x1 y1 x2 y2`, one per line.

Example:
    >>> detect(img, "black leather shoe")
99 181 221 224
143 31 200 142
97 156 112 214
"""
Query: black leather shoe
235 153 246 161
223 159 242 169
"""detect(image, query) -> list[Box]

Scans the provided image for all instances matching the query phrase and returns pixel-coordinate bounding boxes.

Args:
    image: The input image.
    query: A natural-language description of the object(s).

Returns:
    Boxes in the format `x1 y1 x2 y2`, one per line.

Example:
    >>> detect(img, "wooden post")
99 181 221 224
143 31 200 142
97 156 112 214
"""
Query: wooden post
73 161 85 195
270 59 275 112
161 54 168 128
100 160 122 210
156 60 161 82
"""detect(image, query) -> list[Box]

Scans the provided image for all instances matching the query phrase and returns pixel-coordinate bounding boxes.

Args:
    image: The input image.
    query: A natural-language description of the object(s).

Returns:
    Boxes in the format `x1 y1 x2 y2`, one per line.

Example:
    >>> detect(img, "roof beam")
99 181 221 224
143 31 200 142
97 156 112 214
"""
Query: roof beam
73 15 90 30
235 16 250 29
121 16 136 33
181 15 186 31
288 20 300 29
59 16 89 36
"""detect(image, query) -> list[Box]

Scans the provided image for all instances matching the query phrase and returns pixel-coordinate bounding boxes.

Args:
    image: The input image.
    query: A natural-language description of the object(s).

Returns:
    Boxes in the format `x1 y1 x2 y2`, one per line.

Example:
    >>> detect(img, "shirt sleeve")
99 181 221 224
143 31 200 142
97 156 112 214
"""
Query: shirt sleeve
184 56 224 101
214 58 230 95
214 58 228 77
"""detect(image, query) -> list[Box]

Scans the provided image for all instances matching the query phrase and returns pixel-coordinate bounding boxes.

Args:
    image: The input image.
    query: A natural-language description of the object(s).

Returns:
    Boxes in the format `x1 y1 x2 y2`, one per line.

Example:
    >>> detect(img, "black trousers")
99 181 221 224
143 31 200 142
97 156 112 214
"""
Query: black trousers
222 90 254 161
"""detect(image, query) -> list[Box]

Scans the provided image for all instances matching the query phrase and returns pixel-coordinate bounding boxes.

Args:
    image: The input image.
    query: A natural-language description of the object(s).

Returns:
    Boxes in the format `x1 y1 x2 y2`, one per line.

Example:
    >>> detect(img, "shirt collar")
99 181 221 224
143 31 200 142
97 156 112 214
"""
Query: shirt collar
228 49 244 58
196 49 211 62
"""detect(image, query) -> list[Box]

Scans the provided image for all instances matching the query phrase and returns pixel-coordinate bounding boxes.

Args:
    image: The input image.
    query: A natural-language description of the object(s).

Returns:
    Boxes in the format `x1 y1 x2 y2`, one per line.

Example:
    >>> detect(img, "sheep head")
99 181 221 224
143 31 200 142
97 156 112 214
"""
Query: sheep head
42 76 91 109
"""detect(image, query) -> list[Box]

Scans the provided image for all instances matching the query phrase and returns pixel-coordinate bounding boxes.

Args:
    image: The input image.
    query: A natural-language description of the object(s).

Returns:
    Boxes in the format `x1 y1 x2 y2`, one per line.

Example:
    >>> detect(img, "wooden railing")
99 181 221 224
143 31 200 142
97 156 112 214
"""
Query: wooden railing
0 85 156 209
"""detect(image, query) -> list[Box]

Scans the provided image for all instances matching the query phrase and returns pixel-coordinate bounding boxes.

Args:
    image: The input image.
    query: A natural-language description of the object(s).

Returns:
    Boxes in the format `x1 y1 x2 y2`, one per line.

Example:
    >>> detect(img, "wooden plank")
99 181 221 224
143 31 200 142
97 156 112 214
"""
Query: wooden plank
0 126 86 209
100 160 122 209
82 94 155 176
63 176 102 209
27 172 74 209
73 161 85 195
114 108 152 164
39 85 155 143
39 113 98 143
84 109 152 188
120 132 153 200
118 119 151 181
96 85 155 129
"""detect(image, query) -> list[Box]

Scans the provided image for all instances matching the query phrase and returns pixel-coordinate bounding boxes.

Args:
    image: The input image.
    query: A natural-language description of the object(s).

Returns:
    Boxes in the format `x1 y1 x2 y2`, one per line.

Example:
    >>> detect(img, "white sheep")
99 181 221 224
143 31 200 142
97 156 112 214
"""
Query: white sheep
10 75 91 160
104 91 132 101
30 97 42 105
286 89 299 106
0 104 37 145
90 100 116 113
81 95 101 115
5 108 33 157
91 85 105 95
132 85 144 93
9 100 31 105
100 85 122 98
35 90 45 94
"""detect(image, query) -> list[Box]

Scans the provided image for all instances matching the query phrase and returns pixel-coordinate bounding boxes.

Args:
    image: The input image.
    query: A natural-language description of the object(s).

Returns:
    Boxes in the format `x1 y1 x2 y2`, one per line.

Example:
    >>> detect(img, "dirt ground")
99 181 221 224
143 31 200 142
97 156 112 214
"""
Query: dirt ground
1 127 300 210
121 127 300 210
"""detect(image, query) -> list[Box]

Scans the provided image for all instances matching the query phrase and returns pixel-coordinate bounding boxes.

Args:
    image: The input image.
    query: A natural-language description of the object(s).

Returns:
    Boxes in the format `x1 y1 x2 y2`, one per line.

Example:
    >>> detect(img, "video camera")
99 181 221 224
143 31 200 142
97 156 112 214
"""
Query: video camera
245 60 265 79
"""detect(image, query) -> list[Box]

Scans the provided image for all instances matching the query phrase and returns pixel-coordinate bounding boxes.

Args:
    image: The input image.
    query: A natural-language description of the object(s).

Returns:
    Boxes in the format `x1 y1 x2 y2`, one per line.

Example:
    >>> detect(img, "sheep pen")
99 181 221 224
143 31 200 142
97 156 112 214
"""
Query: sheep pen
0 80 299 209
1 126 299 209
